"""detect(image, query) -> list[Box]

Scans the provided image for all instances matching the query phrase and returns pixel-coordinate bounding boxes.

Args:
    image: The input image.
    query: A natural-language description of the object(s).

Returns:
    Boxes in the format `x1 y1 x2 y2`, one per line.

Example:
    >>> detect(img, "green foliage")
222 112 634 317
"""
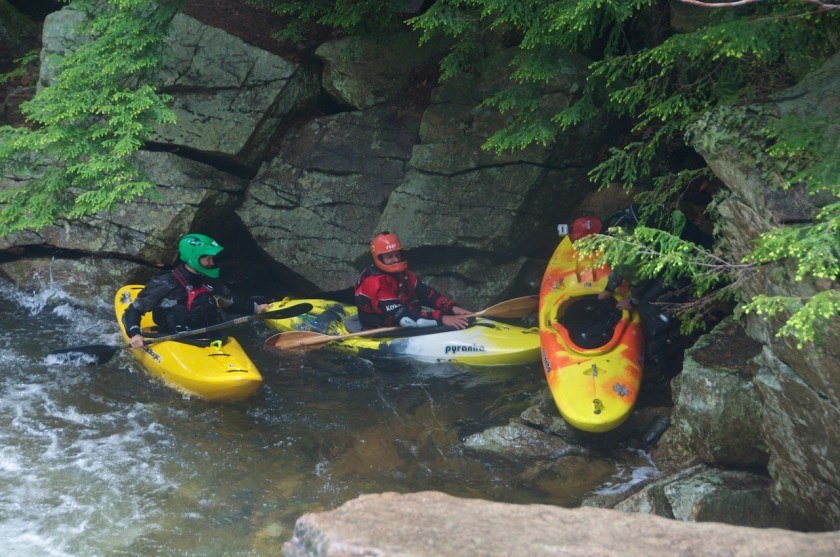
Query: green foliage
575 221 743 335
246 0 419 42
749 211 839 283
740 290 840 349
0 0 180 235
738 196 840 346
0 50 40 86
686 93 840 345
584 6 837 188
409 0 654 147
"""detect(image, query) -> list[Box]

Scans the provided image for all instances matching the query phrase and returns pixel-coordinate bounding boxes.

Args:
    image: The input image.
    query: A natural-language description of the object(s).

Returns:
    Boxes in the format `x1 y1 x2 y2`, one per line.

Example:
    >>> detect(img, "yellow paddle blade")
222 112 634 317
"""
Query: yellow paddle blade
264 325 401 353
472 295 538 319
263 331 328 353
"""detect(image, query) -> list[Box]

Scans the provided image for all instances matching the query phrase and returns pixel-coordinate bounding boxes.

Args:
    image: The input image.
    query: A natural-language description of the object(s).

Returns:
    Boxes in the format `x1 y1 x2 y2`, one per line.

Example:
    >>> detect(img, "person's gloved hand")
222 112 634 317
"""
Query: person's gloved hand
399 316 418 328
441 314 469 330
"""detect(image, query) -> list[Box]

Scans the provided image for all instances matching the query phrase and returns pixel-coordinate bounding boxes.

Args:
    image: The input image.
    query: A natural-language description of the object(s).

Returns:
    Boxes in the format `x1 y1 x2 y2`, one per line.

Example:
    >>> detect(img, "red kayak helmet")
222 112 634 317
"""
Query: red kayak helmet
370 231 408 273
569 216 603 242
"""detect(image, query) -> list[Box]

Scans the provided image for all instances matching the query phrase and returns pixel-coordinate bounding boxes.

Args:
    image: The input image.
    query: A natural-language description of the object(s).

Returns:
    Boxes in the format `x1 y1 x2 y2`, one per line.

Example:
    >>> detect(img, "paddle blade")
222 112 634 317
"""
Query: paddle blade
263 303 314 321
47 344 122 365
475 295 539 319
263 331 333 354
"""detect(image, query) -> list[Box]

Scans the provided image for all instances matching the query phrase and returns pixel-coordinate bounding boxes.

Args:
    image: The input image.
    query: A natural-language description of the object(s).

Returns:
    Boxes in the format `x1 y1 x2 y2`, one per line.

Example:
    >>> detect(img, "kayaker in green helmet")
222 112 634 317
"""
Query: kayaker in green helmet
354 231 472 330
122 233 267 349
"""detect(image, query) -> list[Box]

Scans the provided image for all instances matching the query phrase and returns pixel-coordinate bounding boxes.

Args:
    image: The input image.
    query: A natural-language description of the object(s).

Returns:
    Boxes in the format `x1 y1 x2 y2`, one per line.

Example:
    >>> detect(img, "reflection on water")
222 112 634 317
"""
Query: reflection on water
0 280 651 556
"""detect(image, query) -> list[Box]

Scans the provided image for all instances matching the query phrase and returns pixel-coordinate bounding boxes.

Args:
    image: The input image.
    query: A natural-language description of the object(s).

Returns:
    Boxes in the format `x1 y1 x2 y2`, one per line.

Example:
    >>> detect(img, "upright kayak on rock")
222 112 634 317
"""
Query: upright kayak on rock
539 219 644 432
114 285 264 401
262 297 542 366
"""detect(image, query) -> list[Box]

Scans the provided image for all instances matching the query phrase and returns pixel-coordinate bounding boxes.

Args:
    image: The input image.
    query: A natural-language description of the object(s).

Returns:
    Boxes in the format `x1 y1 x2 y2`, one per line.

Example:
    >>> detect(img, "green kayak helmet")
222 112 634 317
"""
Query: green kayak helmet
178 233 224 278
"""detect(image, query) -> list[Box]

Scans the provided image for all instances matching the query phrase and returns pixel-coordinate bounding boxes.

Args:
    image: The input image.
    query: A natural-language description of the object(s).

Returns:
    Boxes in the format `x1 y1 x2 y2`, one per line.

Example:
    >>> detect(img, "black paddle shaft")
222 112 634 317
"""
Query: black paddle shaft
49 302 313 364
145 303 312 344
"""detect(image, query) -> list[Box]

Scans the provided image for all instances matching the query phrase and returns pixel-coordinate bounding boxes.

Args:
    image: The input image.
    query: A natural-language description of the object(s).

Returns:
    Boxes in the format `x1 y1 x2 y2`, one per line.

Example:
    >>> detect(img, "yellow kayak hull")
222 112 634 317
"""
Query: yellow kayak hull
265 298 541 366
114 285 263 401
539 237 644 432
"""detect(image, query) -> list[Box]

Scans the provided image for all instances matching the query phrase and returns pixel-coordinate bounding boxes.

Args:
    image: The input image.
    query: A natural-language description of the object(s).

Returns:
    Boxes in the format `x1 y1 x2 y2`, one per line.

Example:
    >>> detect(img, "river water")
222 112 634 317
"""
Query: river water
0 278 655 556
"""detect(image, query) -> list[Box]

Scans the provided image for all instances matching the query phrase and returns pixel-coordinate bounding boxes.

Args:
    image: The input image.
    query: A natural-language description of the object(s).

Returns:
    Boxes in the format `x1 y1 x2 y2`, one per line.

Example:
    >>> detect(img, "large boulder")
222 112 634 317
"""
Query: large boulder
0 0 39 65
38 7 320 168
13 6 624 310
281 491 840 557
238 107 421 292
154 14 320 166
614 465 788 528
662 318 768 468
239 43 616 305
3 7 318 295
315 31 445 110
375 48 612 305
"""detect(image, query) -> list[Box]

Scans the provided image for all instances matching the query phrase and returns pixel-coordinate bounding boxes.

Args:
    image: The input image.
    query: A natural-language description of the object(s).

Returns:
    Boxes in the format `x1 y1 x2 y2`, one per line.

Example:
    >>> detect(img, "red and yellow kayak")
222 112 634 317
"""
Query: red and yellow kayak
538 235 644 432
114 285 263 401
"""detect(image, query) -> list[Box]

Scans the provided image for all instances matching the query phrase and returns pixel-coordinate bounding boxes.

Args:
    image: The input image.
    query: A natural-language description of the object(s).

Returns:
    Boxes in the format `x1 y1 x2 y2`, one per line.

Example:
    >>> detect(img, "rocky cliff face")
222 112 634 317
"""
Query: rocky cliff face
687 52 840 531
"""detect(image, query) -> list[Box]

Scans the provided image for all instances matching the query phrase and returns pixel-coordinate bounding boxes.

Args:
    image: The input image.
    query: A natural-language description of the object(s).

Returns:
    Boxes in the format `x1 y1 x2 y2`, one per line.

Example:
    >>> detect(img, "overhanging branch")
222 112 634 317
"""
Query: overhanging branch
678 0 839 9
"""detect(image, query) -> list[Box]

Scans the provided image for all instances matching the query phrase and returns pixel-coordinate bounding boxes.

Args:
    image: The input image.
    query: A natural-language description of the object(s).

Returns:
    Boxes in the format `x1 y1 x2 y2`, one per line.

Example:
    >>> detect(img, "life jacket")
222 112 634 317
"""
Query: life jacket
355 265 456 329
172 266 215 312
355 266 420 313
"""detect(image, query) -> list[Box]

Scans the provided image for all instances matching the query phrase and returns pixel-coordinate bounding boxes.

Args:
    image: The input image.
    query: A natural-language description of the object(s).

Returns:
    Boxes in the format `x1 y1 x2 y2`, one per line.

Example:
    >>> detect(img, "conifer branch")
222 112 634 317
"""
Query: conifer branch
678 0 839 10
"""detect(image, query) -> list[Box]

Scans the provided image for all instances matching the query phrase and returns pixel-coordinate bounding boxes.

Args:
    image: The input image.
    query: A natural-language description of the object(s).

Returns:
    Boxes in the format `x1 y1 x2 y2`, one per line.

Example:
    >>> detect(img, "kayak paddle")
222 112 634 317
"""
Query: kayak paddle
263 295 538 353
49 302 314 365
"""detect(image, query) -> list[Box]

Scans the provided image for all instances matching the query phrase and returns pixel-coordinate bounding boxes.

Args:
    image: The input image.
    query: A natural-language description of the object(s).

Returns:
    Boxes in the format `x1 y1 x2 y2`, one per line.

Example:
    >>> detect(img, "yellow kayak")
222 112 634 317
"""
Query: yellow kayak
114 285 263 401
539 236 644 432
264 298 541 366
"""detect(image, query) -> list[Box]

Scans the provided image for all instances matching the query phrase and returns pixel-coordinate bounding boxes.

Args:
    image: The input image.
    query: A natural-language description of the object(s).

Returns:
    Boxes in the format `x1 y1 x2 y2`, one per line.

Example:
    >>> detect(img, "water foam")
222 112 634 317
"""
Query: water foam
0 333 179 556
592 448 659 496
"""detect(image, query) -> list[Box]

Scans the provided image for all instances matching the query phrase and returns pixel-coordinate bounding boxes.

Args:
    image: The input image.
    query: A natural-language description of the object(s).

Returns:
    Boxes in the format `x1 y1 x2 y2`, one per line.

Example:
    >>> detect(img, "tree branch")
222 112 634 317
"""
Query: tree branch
678 0 839 9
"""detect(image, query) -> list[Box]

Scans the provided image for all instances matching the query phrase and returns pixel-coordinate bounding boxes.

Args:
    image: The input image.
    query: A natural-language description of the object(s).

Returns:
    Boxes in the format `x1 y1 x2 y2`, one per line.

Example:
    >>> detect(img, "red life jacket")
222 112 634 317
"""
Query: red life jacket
354 265 454 328
172 267 215 312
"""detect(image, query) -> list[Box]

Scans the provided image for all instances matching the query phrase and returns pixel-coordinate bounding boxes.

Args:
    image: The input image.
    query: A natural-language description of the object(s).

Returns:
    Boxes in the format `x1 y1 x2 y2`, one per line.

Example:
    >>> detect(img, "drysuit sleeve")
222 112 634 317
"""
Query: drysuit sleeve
121 275 175 337
212 281 260 315
604 271 624 293
122 304 143 338
415 281 457 324
376 290 418 325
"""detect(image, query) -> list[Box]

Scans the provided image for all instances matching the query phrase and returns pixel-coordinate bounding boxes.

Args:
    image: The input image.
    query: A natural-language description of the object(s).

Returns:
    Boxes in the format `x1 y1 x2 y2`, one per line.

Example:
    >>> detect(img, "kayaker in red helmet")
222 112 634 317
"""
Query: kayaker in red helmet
354 232 472 330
